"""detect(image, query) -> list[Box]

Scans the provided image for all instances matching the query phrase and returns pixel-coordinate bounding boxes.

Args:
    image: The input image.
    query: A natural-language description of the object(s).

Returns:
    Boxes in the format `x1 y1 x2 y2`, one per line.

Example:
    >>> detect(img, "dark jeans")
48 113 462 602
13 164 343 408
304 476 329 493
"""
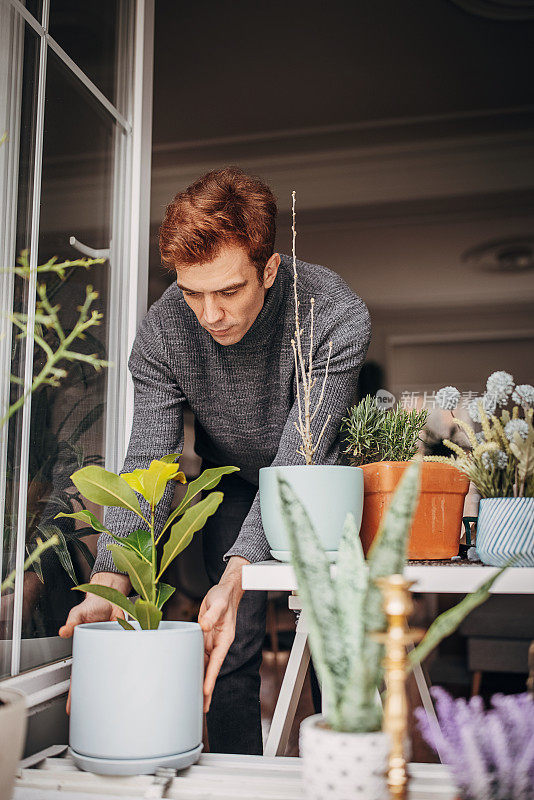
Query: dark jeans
201 464 267 755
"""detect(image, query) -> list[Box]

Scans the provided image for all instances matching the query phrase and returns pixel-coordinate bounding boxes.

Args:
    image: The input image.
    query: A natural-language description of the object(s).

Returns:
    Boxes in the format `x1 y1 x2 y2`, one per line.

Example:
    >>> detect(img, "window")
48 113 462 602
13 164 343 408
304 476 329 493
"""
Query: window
0 0 154 707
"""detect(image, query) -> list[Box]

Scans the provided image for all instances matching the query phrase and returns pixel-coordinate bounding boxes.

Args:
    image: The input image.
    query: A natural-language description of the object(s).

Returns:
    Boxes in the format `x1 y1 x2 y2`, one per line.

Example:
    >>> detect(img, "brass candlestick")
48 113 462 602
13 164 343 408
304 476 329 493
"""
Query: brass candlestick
373 574 424 800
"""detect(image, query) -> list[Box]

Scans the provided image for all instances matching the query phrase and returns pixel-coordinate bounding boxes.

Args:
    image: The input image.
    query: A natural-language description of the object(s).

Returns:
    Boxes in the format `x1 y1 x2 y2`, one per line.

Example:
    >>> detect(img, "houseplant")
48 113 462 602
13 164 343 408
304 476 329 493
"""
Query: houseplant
2 252 109 634
55 457 238 775
416 687 534 800
428 372 534 566
278 461 505 800
0 537 57 800
259 192 364 561
341 395 470 559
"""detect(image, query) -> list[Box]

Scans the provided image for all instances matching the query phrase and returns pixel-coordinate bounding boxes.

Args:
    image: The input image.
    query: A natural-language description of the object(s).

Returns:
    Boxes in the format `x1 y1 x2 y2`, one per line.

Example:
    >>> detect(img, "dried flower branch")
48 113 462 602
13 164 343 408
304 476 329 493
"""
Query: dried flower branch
290 191 333 465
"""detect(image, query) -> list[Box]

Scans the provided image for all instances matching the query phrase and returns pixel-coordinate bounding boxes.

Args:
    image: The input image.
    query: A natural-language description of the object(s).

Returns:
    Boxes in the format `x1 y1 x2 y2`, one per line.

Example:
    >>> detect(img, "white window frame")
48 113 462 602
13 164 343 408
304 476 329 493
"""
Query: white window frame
0 0 154 699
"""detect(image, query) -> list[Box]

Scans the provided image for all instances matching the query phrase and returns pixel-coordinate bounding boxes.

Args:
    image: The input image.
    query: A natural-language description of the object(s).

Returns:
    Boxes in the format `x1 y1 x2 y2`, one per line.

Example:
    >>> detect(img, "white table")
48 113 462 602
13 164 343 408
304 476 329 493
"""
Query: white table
14 746 456 799
243 560 534 756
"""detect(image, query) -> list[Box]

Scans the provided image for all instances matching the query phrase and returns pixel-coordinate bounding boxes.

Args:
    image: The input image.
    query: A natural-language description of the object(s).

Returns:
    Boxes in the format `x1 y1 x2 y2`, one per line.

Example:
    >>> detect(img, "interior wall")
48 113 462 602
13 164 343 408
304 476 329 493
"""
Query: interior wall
149 0 534 402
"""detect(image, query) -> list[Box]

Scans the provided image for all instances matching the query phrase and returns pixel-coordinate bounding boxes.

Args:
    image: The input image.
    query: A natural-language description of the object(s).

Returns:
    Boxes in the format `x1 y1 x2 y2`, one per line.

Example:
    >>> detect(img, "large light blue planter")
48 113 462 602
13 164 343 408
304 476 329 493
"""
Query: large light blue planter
476 497 534 567
69 621 204 775
259 465 364 561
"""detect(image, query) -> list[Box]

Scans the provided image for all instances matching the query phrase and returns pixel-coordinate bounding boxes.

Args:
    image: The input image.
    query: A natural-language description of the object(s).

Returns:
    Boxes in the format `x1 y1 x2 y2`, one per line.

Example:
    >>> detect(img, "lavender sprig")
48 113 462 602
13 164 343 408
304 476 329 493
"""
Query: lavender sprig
415 688 534 800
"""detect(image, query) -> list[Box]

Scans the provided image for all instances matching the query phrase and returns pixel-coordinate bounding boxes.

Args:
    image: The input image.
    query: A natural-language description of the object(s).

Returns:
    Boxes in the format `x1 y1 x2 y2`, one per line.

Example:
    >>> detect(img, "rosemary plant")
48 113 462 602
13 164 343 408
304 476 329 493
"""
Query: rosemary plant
341 395 428 466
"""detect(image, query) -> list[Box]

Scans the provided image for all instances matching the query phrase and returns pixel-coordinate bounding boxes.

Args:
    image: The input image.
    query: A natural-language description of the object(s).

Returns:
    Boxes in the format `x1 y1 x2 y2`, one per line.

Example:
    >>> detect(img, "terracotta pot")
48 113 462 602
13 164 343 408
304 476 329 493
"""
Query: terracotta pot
360 462 469 560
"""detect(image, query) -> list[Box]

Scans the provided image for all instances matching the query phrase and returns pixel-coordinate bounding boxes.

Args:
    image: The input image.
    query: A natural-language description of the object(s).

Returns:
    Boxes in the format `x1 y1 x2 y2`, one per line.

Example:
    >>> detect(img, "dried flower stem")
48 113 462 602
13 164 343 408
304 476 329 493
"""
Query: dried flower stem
290 191 332 464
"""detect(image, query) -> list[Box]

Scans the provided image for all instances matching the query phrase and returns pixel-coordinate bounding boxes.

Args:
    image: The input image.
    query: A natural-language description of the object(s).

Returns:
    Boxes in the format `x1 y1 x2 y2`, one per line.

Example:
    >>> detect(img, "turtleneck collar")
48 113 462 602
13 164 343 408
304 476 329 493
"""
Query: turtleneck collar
223 254 291 351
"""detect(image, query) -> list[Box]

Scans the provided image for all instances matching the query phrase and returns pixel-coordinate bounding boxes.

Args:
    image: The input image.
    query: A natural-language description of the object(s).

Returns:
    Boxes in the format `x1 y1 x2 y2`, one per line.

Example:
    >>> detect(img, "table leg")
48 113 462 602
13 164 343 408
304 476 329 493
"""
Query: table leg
264 611 310 757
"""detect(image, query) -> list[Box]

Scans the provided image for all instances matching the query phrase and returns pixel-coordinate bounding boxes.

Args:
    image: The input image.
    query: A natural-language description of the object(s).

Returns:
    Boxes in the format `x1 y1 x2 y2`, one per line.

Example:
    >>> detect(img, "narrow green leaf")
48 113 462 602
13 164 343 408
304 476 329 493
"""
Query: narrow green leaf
71 465 142 517
278 476 348 728
159 491 223 576
37 523 77 584
54 509 110 534
108 529 152 563
117 618 135 631
74 583 136 618
155 581 175 610
134 599 162 630
409 565 508 670
106 544 153 601
161 466 240 534
68 535 95 568
363 461 421 694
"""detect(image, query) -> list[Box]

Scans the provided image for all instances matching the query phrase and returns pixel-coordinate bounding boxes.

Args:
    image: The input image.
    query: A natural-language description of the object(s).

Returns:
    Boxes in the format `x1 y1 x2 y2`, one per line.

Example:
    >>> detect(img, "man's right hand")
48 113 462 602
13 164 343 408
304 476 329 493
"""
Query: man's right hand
59 572 131 714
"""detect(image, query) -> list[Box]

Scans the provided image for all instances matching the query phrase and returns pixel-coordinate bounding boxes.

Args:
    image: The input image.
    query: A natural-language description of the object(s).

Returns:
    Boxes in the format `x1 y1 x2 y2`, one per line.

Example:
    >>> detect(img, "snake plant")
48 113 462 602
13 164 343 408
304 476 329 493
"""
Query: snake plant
278 461 505 732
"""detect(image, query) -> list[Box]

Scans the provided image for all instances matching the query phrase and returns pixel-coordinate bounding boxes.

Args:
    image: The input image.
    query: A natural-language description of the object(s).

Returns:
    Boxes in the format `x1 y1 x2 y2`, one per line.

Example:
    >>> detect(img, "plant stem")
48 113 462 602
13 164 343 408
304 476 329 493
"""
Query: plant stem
150 507 156 603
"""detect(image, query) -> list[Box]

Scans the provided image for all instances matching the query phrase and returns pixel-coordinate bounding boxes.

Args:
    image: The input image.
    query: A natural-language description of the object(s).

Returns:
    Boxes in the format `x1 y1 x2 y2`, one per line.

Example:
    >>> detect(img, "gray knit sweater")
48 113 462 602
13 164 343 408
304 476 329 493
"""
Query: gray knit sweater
91 254 371 575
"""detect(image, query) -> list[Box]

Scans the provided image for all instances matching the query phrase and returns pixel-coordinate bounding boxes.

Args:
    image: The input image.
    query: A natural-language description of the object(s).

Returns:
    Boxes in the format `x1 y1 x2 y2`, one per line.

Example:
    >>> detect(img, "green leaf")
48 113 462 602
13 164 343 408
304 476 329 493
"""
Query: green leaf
161 465 240 534
37 523 78 585
108 529 152 563
363 461 421 698
71 465 142 517
68 535 95 568
54 509 110 534
74 583 136 618
117 618 135 631
159 453 181 464
159 492 224 577
409 564 508 670
277 476 348 729
134 599 162 630
155 581 175 610
106 544 153 601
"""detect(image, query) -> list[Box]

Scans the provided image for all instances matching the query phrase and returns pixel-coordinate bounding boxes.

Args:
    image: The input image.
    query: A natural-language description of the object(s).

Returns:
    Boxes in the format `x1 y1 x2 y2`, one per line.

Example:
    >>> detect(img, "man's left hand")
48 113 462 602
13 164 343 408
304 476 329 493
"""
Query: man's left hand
198 556 248 713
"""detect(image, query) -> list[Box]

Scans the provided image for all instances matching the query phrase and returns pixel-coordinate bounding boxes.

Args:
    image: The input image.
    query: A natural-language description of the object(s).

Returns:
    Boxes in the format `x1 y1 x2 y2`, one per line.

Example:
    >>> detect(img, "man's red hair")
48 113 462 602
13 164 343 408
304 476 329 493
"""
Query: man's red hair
159 166 277 281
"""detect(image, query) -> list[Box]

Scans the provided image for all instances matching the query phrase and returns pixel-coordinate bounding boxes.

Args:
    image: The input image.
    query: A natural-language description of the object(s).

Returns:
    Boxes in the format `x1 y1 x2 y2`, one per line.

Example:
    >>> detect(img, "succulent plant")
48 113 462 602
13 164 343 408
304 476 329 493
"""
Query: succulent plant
278 461 505 733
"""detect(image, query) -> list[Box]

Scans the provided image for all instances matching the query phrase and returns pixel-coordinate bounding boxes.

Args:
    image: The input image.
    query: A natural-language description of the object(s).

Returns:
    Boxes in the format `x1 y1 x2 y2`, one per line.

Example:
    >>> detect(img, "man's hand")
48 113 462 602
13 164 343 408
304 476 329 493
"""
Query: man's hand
198 556 248 713
59 572 132 714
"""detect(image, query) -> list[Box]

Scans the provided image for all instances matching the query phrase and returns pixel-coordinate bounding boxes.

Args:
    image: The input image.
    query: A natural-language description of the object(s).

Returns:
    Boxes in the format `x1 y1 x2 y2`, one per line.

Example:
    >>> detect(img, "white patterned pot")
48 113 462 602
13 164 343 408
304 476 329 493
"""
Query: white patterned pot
300 714 389 800
477 497 534 566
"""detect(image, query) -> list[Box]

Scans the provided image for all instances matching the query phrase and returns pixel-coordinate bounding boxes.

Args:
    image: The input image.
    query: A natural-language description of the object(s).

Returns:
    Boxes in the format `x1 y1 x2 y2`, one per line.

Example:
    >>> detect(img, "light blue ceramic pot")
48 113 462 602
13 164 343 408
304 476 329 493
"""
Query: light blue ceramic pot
259 465 364 561
69 621 204 775
476 497 534 567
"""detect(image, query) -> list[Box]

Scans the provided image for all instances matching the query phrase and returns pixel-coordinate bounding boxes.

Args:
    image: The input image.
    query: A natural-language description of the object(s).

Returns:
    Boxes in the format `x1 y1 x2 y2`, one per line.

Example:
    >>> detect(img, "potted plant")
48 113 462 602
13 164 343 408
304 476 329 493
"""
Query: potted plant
54 456 237 775
259 193 364 561
416 687 534 800
341 395 470 559
0 537 57 800
428 373 534 566
278 461 504 800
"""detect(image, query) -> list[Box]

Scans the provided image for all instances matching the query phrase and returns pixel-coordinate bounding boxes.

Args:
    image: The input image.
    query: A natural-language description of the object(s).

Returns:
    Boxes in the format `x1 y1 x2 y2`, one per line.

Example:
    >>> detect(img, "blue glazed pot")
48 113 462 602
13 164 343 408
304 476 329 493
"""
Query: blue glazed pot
69 621 203 775
259 465 364 562
476 497 534 567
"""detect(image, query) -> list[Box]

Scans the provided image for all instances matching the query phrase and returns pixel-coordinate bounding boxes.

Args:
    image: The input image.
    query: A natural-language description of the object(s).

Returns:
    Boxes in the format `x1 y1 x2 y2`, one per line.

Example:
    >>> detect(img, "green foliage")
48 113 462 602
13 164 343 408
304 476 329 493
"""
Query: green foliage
1 535 59 594
426 406 534 498
278 461 502 733
59 458 238 629
341 396 428 466
2 251 107 589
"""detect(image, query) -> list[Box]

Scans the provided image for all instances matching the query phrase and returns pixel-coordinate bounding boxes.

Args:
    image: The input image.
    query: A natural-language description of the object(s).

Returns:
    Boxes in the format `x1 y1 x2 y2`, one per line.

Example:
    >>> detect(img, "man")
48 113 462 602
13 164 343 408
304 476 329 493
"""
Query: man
59 167 371 754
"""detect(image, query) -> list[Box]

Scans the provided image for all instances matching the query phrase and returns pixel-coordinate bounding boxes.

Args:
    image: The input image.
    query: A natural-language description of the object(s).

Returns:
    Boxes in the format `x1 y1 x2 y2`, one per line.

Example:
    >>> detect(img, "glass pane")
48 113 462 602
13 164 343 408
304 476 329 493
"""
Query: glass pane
0 17 42 678
16 52 116 670
48 0 122 106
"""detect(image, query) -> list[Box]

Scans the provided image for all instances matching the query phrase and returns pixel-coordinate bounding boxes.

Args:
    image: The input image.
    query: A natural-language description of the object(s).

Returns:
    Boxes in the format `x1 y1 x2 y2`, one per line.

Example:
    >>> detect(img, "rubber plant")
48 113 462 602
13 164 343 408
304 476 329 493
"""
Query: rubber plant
55 456 238 630
278 461 505 732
